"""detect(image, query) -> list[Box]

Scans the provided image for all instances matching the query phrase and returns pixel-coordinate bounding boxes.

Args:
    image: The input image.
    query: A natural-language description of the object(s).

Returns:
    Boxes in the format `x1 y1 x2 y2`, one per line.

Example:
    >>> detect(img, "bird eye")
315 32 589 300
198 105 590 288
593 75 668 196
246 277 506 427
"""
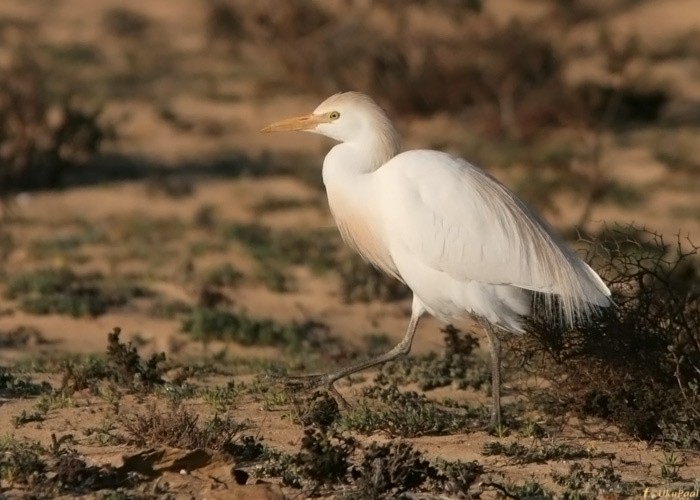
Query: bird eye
329 111 340 120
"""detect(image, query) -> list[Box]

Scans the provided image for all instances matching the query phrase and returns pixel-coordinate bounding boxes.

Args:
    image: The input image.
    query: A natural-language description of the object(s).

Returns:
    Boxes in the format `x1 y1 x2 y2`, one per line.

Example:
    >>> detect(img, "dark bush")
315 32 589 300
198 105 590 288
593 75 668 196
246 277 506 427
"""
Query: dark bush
510 225 700 447
0 57 107 205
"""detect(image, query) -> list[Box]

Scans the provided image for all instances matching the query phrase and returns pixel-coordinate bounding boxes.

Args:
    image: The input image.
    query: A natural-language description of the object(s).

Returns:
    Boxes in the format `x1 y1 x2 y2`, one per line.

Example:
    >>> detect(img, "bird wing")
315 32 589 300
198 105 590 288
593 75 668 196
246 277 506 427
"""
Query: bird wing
376 150 610 325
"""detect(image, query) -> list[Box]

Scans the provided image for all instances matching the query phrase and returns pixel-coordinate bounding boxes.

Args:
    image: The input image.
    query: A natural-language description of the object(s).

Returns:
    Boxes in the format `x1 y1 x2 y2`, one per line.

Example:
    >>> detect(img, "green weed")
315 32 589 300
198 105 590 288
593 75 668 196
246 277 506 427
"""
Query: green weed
255 263 296 292
83 419 125 447
483 478 553 499
338 384 487 437
223 223 340 274
659 450 683 481
0 435 46 485
202 382 240 412
181 307 332 353
0 368 52 397
35 391 76 413
552 462 639 499
376 325 488 391
251 426 481 498
61 327 167 393
5 268 151 317
11 410 45 428
481 440 604 464
292 391 340 428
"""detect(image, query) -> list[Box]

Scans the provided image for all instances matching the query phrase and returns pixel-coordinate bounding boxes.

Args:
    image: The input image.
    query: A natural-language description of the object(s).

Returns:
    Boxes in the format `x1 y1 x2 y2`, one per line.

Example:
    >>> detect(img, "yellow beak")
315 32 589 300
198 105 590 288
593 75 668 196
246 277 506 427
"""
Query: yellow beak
260 113 322 133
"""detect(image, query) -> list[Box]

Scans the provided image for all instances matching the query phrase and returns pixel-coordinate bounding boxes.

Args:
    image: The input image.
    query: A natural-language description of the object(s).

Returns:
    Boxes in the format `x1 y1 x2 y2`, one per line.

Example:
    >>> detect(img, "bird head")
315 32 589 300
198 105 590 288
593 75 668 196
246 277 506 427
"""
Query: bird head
261 92 384 143
261 92 402 169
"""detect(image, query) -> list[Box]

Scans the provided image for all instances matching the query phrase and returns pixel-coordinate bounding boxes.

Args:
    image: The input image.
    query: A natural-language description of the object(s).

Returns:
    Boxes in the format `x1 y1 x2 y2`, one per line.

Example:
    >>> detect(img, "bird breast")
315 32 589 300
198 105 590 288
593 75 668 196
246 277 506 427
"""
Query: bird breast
326 187 401 281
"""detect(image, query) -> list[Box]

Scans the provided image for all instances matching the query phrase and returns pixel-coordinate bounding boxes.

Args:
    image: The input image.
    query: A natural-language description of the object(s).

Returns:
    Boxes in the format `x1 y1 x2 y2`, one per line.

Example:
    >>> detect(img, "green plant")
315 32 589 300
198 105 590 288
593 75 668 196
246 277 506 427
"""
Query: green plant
157 383 198 403
223 223 341 274
60 328 166 394
255 263 295 292
0 368 52 397
492 424 510 438
551 462 639 498
483 478 553 499
105 328 167 391
521 419 545 438
338 384 487 437
481 440 602 464
11 410 45 428
252 426 483 498
376 325 488 391
202 382 240 412
83 419 125 447
149 298 192 319
659 450 683 481
181 308 333 353
35 391 76 414
5 269 151 317
0 435 46 485
351 441 436 500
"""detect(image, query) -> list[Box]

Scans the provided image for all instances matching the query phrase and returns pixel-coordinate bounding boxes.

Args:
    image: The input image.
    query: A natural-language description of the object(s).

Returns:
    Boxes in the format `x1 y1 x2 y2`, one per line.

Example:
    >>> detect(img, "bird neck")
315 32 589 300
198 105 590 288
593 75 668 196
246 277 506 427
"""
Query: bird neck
323 132 402 183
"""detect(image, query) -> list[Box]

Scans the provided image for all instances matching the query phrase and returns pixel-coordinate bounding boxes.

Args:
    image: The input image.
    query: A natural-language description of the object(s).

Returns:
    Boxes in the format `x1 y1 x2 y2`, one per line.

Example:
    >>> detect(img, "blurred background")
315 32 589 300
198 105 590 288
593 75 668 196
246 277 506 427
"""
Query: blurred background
0 0 698 357
0 0 699 360
1 0 699 237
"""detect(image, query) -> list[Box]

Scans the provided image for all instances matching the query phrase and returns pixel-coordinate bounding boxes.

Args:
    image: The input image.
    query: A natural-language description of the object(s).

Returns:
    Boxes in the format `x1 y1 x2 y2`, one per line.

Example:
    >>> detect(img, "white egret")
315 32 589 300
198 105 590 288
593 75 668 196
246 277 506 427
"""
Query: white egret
261 92 611 427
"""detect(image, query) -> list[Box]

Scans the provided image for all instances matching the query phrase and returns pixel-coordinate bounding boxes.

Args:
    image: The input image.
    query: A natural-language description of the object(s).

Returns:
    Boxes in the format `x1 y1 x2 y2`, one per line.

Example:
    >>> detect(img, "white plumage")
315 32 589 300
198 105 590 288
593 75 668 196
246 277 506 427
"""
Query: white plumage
375 150 610 329
262 91 611 426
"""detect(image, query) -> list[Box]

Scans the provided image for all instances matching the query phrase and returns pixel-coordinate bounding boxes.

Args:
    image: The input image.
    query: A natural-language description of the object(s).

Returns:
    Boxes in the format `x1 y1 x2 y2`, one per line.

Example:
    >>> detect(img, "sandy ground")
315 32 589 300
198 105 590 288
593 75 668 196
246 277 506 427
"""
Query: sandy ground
0 0 699 498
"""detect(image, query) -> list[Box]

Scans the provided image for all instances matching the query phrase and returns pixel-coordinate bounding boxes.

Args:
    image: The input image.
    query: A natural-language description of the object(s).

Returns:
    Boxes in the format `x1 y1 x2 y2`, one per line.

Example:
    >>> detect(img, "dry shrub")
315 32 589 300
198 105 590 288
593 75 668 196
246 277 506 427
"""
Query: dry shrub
510 225 700 446
209 1 669 224
208 1 559 123
207 1 665 133
102 7 151 39
0 57 106 207
255 426 481 497
206 0 330 51
121 402 245 451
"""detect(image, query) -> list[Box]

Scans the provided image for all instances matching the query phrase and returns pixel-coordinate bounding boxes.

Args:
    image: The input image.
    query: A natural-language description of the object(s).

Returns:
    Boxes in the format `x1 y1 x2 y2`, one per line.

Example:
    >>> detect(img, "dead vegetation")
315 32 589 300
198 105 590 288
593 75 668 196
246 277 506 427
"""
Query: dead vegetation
203 0 682 231
510 225 700 447
120 403 245 451
253 427 482 499
0 57 107 210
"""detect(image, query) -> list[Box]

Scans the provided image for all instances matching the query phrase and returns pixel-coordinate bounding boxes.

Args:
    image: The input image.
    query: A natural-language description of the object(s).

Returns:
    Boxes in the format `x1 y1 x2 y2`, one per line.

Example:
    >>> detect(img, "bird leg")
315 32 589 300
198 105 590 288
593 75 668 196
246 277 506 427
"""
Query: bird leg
269 312 422 396
482 322 503 429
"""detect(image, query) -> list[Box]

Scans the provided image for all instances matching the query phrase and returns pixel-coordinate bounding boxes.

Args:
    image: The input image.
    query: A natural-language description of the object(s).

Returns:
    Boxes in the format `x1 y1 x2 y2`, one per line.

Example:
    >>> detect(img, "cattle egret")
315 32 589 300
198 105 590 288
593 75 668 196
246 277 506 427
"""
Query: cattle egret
261 92 611 427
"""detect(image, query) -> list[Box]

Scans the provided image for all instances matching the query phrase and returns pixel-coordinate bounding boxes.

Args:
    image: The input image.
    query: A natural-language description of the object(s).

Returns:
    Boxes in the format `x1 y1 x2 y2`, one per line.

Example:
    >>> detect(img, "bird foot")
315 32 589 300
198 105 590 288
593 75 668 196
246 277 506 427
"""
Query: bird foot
265 372 350 410
265 372 329 390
